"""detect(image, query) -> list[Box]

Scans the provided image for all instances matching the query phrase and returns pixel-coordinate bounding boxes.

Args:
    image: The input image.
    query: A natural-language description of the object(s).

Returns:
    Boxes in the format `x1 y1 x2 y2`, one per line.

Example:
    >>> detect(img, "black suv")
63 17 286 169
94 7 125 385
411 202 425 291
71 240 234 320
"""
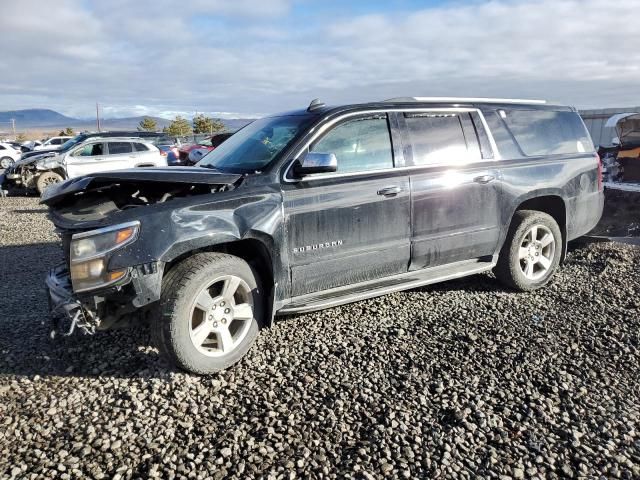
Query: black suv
42 97 604 374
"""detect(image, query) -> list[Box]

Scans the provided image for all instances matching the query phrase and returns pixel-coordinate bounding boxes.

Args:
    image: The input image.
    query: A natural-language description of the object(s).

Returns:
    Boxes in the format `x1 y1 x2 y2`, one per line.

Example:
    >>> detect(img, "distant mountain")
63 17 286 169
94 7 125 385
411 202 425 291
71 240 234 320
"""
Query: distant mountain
0 109 253 132
0 108 78 127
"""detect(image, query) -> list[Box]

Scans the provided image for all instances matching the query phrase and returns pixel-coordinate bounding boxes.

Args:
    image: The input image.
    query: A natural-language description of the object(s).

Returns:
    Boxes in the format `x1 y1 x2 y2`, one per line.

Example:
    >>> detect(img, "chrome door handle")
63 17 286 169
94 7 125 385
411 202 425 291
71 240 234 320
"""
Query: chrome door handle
473 174 495 184
377 186 402 197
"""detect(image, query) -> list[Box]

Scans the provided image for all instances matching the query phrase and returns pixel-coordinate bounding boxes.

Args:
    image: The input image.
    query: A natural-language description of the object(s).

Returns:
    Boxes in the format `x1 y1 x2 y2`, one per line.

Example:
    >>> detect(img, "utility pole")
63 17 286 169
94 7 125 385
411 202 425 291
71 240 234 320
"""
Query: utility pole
10 118 16 139
96 103 101 132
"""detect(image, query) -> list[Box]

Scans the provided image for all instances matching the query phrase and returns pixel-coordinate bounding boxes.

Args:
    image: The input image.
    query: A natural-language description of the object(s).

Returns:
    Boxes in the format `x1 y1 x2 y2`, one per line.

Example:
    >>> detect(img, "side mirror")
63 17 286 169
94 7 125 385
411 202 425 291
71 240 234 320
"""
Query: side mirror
293 151 337 177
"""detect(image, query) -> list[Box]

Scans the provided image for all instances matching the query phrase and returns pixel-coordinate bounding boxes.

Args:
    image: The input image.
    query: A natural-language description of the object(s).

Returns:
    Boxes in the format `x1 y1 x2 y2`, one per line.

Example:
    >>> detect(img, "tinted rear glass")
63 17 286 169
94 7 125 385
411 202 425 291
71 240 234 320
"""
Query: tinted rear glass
404 113 478 166
483 111 523 159
133 142 149 152
108 142 133 154
501 109 593 156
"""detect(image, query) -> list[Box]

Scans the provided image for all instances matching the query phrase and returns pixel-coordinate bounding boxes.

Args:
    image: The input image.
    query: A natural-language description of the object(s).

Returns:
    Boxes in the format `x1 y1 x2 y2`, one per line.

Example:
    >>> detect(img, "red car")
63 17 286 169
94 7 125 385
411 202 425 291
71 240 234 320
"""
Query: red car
178 133 233 165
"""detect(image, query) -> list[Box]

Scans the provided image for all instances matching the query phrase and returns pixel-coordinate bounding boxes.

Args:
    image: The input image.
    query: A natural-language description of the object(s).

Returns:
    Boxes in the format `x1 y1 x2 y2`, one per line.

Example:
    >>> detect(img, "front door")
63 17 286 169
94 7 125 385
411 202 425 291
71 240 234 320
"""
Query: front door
65 142 107 178
282 114 411 298
397 110 502 269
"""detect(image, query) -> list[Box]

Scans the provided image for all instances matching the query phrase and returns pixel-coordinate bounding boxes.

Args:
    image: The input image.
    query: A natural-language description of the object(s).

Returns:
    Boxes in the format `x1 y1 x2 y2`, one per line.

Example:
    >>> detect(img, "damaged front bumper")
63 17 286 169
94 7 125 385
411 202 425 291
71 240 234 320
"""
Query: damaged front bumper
45 261 164 338
46 265 99 337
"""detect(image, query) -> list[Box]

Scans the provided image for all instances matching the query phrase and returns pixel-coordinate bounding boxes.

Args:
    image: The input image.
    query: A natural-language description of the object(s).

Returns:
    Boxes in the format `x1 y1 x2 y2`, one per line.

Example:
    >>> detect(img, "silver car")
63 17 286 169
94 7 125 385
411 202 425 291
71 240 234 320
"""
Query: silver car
4 137 167 194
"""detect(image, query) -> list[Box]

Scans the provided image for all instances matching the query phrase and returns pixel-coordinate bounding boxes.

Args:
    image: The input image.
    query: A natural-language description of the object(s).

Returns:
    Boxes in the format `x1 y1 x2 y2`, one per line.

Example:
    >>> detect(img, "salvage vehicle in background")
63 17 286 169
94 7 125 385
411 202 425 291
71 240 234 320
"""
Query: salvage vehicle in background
21 130 171 161
600 113 640 183
178 132 234 165
42 97 603 374
21 140 43 151
33 136 73 150
0 142 21 168
4 137 166 194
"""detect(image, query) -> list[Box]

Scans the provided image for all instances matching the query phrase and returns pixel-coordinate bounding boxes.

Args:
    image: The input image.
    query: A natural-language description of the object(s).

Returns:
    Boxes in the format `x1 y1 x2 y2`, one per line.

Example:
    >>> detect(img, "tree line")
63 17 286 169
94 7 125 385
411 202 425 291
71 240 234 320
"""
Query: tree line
138 114 226 136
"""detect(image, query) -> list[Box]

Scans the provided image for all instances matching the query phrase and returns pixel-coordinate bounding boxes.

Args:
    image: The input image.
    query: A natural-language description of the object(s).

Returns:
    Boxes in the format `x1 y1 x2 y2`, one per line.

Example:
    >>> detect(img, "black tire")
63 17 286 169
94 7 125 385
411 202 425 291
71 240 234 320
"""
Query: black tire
494 210 562 291
152 253 264 374
36 171 63 195
0 156 14 169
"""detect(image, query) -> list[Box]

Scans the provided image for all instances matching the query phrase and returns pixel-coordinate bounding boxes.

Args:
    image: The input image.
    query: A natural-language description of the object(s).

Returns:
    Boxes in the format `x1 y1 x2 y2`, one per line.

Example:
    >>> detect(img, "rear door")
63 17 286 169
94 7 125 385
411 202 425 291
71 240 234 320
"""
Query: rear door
397 110 502 269
282 113 411 297
104 141 137 170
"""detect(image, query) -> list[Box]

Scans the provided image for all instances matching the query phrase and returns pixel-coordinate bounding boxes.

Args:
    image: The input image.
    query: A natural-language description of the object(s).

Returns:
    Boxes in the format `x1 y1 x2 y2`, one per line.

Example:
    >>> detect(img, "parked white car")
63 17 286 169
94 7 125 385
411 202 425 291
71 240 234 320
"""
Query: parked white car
33 136 73 151
0 142 22 169
3 137 167 194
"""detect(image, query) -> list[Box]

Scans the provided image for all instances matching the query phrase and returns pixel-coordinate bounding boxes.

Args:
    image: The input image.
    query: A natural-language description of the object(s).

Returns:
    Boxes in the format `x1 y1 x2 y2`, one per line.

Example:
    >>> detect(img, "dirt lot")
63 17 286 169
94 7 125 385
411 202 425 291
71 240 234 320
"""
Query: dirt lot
0 196 639 479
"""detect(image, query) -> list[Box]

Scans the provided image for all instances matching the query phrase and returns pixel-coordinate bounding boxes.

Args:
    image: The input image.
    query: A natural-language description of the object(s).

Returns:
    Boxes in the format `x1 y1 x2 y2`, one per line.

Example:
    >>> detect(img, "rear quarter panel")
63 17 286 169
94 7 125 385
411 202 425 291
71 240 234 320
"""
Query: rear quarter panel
498 153 603 245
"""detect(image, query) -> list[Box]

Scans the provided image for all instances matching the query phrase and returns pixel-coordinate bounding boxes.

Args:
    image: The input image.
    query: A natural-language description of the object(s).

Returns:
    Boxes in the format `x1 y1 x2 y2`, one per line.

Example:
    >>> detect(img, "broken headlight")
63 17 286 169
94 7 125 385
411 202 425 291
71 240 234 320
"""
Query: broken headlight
70 221 140 292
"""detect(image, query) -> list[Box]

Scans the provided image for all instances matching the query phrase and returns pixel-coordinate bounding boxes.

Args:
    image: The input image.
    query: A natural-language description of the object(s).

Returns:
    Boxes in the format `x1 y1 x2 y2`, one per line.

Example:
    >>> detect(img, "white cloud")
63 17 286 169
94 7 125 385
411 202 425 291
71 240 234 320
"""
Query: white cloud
0 0 638 118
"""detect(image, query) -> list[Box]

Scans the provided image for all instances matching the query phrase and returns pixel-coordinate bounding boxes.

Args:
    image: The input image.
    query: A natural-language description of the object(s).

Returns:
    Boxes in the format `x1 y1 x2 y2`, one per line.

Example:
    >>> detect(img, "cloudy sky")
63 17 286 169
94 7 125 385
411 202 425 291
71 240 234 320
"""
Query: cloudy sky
1 0 639 119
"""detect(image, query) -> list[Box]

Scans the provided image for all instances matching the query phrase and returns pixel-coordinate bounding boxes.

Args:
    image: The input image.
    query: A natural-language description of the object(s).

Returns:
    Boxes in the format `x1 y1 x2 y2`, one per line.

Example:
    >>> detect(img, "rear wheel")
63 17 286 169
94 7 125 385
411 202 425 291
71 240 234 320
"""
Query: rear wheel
36 171 63 195
494 210 562 291
0 157 14 169
152 253 264 374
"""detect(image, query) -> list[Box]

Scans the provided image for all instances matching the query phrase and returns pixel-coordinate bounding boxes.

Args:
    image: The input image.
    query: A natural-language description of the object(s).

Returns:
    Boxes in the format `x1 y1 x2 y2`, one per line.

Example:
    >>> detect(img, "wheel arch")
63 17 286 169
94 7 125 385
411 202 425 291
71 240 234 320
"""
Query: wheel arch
162 235 278 325
509 194 568 262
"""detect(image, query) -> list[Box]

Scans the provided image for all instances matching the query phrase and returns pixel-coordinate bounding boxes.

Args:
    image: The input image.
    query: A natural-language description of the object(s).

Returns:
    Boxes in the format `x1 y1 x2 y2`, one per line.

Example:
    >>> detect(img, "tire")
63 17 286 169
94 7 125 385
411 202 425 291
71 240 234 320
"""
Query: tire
152 253 264 374
494 210 562 291
36 171 63 195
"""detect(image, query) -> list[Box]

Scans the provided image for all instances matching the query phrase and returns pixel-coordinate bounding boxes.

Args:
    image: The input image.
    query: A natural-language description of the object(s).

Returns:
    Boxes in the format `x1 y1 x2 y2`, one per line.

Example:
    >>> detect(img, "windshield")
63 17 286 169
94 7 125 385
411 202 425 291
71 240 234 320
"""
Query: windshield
60 135 87 151
197 115 313 173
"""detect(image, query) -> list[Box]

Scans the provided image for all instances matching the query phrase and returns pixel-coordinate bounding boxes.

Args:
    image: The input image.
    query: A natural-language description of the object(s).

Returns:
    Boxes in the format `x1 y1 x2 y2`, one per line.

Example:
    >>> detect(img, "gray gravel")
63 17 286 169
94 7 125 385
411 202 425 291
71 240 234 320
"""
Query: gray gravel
1 196 639 479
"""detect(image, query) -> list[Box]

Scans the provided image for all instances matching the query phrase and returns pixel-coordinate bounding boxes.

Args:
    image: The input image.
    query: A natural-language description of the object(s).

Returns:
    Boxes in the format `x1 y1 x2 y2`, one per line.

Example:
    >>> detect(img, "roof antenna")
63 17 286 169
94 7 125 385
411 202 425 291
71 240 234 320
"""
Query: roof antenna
307 98 325 112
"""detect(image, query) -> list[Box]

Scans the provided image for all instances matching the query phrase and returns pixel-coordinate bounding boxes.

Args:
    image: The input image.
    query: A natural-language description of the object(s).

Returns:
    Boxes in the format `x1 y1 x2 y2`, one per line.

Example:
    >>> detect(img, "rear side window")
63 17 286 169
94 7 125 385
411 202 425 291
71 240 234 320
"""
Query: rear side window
108 142 133 155
133 142 149 152
483 111 523 159
500 109 593 156
404 113 479 166
311 115 393 173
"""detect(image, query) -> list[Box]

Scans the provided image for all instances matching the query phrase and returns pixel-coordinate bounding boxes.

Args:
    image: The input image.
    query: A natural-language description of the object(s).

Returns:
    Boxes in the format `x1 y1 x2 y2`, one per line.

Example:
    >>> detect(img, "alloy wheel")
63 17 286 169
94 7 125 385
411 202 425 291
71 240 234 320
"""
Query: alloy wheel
518 224 556 280
188 275 254 357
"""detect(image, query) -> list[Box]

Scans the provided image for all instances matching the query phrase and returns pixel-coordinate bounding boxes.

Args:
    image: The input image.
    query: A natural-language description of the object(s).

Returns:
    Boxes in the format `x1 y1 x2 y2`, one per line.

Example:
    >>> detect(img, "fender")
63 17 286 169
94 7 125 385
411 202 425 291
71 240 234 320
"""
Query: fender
495 188 568 262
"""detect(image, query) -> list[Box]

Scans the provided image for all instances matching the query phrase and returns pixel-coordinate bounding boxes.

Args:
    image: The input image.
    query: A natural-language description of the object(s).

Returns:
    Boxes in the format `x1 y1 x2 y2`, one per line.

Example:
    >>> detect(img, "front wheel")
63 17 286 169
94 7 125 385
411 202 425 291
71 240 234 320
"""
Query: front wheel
36 171 63 195
494 210 562 291
152 253 264 374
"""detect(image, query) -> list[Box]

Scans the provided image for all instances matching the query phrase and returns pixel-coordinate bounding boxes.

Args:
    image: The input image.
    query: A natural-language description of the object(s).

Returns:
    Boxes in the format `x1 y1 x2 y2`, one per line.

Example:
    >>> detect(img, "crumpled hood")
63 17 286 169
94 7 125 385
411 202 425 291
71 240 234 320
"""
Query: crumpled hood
40 167 243 206
13 151 57 167
21 148 60 160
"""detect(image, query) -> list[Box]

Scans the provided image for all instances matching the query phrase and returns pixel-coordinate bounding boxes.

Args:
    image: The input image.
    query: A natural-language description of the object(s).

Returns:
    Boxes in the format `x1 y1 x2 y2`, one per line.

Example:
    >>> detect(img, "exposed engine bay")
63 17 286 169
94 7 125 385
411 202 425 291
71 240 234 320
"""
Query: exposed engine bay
40 167 244 223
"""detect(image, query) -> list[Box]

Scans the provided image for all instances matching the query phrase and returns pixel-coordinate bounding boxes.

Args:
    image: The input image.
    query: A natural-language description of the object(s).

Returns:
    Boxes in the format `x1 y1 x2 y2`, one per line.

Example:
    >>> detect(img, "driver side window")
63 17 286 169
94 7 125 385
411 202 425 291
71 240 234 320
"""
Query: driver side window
75 143 104 157
310 115 393 173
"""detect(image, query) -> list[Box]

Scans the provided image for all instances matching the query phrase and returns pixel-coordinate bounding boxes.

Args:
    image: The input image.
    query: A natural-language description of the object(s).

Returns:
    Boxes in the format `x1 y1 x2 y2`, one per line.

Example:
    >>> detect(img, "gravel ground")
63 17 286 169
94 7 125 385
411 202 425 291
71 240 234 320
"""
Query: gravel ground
1 196 639 479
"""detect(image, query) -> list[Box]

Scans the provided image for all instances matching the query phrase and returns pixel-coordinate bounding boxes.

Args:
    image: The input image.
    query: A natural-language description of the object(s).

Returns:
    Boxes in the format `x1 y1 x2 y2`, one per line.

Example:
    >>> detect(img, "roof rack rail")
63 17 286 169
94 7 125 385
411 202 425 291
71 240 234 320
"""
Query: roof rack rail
383 96 547 105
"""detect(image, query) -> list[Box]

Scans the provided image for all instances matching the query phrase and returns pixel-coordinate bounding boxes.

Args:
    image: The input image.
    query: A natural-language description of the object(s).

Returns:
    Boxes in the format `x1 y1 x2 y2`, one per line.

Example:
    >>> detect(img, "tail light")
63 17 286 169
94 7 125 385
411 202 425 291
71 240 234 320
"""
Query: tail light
596 153 603 191
159 149 167 156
